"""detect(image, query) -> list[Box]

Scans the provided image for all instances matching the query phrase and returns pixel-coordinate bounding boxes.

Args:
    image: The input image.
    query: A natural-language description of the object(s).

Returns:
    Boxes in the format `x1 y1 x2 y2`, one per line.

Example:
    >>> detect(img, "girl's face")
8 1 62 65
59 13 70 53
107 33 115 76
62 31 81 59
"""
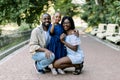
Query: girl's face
63 19 71 31
54 13 61 23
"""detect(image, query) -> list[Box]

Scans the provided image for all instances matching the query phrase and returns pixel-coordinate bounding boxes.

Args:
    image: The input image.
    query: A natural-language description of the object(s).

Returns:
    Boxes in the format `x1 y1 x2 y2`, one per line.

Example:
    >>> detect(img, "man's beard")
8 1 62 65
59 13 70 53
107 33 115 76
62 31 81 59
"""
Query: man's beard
42 22 50 28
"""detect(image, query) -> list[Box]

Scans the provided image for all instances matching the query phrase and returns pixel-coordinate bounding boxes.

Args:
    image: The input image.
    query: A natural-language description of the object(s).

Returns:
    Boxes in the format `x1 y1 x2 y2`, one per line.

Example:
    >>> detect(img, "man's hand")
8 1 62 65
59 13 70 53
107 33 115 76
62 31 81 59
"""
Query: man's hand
45 49 53 59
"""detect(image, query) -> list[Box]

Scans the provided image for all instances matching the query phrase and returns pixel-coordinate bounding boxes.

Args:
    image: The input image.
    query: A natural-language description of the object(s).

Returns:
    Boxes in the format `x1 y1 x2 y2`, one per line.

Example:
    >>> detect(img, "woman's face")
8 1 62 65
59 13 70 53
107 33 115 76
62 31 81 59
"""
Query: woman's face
63 19 71 31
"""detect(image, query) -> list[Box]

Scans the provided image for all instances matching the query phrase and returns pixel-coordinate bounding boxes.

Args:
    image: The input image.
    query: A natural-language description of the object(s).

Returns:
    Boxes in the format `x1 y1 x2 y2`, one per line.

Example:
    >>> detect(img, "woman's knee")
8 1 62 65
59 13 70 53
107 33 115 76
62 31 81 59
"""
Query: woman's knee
53 61 60 68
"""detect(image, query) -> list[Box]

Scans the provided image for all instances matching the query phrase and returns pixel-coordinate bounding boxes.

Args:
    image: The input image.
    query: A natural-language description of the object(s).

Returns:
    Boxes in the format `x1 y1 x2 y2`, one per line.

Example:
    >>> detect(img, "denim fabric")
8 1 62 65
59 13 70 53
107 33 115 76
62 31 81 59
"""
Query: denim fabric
32 52 55 70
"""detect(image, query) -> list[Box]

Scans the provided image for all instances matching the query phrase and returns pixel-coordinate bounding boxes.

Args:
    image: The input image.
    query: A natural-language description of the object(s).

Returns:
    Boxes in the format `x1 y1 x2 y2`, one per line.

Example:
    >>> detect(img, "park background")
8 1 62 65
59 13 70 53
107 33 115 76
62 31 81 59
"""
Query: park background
0 0 120 58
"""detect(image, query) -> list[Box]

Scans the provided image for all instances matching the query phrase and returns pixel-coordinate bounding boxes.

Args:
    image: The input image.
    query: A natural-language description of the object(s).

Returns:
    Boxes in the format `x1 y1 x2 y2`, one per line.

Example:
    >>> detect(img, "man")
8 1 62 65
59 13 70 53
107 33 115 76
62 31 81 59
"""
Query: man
29 13 55 74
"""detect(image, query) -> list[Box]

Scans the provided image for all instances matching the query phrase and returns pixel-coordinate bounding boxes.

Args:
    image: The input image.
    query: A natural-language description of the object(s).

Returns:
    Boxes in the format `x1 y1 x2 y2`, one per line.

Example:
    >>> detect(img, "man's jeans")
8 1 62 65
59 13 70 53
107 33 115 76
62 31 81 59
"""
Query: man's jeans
32 52 55 70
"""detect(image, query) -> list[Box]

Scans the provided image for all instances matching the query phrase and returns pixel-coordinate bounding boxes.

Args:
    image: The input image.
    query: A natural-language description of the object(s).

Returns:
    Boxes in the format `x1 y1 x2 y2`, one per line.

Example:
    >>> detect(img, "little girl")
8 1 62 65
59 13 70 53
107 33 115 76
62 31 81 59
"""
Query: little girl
48 12 67 75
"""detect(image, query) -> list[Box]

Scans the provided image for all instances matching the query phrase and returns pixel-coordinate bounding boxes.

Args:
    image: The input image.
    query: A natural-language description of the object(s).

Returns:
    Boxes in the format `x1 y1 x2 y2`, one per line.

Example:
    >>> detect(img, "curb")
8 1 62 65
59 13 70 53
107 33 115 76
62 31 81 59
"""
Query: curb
88 34 120 51
0 40 29 60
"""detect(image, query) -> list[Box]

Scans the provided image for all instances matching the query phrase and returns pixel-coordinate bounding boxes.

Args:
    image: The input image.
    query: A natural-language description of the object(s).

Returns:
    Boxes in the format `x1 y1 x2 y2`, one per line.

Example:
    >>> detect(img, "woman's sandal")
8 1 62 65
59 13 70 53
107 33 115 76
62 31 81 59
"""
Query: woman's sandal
73 62 84 75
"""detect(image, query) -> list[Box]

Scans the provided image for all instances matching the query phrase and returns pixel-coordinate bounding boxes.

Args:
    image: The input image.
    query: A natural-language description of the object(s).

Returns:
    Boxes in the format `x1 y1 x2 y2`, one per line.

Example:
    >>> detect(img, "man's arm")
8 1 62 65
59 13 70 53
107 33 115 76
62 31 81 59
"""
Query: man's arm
29 28 53 58
36 48 53 59
29 29 41 53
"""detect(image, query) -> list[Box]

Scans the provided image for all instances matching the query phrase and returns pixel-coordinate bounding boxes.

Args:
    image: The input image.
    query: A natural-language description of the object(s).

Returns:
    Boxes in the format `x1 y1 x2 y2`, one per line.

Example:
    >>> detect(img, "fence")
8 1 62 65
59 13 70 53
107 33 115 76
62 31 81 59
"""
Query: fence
0 30 32 48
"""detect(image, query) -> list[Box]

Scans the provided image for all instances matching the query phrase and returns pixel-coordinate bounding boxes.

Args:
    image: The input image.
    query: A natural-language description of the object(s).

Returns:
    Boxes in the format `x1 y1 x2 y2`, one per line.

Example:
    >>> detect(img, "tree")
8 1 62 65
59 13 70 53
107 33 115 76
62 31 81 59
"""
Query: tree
80 0 120 27
0 0 81 27
52 0 80 17
0 0 48 28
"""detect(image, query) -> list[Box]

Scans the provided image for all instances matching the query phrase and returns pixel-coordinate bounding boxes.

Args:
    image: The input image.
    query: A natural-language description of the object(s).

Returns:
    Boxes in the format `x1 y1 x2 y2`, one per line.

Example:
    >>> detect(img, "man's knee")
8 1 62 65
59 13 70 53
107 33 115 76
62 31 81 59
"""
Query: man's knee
48 53 55 63
51 53 55 61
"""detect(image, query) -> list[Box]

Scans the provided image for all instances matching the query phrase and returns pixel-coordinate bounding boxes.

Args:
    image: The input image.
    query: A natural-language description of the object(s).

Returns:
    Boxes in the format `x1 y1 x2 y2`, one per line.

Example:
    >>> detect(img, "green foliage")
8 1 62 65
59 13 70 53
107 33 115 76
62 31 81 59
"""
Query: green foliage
80 0 120 27
18 22 30 31
0 28 2 35
0 0 81 27
0 0 48 26
52 0 80 17
0 0 29 23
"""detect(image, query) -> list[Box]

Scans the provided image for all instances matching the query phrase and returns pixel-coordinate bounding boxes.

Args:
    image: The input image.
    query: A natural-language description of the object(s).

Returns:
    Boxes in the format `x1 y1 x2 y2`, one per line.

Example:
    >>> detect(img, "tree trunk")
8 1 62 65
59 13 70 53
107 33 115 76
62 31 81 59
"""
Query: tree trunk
86 0 90 2
96 0 104 6
95 0 99 5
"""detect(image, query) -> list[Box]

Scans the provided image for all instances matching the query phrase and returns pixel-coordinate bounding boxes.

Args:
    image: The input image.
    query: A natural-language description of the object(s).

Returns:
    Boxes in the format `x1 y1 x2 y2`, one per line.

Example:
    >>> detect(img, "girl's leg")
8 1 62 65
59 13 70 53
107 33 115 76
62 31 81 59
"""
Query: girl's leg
51 64 58 75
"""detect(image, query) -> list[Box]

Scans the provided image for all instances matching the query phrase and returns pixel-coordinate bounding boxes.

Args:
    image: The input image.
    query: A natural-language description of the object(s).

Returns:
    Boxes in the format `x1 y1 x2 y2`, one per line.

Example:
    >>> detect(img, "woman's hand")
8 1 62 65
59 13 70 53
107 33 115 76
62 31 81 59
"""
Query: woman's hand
60 33 66 43
74 29 79 37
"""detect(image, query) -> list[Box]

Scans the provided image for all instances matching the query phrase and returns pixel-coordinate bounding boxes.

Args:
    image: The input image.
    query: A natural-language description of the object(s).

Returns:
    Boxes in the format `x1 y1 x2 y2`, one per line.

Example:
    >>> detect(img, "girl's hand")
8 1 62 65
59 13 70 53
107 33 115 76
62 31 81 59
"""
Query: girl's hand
52 16 56 24
60 33 66 43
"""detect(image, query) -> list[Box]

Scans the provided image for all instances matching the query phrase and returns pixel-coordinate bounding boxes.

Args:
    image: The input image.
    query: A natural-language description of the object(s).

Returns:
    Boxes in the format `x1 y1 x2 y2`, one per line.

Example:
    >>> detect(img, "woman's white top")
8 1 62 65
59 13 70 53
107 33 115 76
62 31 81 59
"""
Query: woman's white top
65 34 84 64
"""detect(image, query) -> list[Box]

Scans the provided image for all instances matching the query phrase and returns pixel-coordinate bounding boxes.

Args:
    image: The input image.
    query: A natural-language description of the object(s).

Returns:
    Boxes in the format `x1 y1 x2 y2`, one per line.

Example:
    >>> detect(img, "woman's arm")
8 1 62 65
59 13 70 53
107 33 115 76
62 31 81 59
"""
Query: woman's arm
60 33 78 51
63 41 78 51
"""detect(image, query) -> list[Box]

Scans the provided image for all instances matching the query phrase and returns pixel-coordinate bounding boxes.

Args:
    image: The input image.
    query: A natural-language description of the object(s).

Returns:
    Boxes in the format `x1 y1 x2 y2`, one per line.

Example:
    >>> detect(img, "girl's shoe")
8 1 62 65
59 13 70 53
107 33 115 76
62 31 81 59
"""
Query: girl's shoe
57 69 65 74
51 68 58 75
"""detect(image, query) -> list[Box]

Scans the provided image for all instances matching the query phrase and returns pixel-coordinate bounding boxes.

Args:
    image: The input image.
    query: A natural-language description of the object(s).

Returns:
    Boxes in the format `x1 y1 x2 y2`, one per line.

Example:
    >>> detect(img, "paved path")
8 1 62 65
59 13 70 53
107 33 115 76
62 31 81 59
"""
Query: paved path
0 34 120 80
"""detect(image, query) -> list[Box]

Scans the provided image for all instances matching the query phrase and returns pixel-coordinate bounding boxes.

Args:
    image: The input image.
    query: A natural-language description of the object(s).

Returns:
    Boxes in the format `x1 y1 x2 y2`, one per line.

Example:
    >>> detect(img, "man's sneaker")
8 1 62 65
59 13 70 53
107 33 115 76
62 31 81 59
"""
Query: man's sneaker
57 69 65 74
35 61 39 71
44 66 51 72
35 61 45 74
38 69 45 74
51 68 58 75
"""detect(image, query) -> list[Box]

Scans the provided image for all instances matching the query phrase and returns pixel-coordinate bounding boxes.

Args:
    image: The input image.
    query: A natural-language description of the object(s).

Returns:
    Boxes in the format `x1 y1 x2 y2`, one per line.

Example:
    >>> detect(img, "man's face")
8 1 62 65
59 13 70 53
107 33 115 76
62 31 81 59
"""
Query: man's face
42 14 51 27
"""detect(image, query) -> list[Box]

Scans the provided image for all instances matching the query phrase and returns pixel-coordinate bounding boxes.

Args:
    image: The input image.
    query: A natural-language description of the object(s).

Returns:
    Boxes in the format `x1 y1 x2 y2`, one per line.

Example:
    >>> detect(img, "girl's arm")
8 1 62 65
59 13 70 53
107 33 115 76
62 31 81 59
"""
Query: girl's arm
50 23 55 34
50 16 56 34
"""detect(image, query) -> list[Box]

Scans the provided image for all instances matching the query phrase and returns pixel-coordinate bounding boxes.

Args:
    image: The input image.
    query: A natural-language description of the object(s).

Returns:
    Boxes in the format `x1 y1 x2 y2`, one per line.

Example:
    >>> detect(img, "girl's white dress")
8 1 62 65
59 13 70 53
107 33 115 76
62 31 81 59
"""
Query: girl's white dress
65 34 84 64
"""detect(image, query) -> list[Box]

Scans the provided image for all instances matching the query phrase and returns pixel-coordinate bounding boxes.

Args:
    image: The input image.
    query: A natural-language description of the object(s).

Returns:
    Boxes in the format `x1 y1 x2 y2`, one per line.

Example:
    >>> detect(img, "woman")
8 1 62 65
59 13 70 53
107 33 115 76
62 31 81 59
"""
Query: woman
53 16 84 75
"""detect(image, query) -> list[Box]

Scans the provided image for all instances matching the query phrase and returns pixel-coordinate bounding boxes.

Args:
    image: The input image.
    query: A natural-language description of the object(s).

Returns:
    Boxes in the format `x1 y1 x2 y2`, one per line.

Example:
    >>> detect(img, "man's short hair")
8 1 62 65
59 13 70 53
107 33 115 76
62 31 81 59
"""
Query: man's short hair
42 13 51 19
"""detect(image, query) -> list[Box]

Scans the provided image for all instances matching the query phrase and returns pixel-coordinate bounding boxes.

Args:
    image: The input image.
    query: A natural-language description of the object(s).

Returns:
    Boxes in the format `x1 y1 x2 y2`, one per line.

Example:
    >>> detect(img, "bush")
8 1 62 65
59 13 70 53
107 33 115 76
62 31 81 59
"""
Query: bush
19 22 30 31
